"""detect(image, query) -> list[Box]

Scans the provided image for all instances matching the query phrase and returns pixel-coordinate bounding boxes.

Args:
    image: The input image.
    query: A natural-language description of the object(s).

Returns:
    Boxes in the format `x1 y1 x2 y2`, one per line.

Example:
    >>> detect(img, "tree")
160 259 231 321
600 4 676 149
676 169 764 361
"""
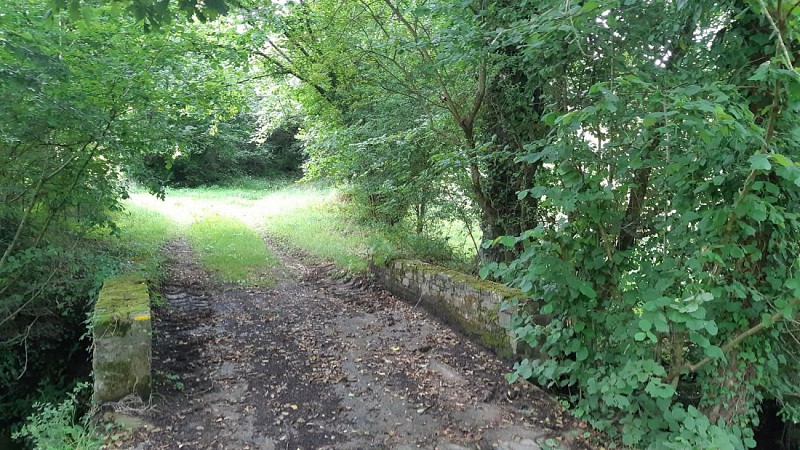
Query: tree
484 1 800 447
0 0 251 425
250 0 800 446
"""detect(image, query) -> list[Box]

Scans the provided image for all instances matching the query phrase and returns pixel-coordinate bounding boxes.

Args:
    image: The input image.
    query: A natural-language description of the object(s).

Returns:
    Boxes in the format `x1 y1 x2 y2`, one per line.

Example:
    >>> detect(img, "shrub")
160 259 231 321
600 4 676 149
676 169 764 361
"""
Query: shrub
12 383 101 450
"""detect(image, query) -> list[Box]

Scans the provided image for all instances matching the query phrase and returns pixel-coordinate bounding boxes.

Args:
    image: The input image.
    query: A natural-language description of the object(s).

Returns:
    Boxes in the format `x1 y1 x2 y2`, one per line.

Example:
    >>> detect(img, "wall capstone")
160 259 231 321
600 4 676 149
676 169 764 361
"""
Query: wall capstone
371 259 540 359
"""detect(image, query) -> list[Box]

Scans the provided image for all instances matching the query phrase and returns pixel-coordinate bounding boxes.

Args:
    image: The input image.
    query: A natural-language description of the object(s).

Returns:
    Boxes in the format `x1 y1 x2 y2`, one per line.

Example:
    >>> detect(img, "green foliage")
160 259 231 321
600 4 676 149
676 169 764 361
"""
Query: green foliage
0 242 111 427
12 382 101 450
480 1 800 448
257 0 800 446
248 0 483 250
130 114 305 188
53 0 232 31
7 0 800 447
0 0 250 439
258 184 467 273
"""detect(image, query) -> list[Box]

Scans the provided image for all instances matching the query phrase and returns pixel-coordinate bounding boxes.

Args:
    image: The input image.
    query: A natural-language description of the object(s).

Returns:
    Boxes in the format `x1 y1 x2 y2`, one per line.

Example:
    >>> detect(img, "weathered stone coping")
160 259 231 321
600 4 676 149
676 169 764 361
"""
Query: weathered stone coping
92 275 152 405
371 259 537 359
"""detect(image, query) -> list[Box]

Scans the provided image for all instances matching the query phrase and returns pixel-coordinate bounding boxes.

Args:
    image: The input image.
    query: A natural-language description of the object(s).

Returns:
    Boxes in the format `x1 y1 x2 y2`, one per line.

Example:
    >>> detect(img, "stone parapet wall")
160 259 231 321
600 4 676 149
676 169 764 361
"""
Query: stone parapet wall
92 275 152 405
372 260 537 359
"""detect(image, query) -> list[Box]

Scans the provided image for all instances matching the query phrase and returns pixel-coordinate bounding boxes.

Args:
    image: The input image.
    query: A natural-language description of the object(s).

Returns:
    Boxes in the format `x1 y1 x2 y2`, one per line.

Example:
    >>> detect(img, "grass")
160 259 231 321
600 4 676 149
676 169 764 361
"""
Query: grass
126 178 334 227
264 205 393 272
187 215 278 286
110 204 181 280
119 176 475 279
263 201 475 273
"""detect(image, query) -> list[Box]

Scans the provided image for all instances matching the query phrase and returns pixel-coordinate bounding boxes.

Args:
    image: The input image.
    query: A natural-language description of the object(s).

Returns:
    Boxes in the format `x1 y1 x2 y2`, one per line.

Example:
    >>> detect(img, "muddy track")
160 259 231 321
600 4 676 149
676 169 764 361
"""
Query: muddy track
109 238 591 450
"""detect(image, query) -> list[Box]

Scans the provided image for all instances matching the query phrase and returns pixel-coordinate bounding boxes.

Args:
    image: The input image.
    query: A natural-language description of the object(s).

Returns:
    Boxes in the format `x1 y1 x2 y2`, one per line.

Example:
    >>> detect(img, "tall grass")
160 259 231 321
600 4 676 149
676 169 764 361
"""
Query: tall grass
110 203 180 280
264 205 391 272
264 201 472 273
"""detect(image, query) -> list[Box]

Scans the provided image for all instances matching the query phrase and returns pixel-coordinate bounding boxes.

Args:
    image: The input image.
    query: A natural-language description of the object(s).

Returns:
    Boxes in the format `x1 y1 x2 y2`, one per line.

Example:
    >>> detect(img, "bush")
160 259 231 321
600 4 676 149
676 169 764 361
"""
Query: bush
12 383 101 450
0 242 109 429
128 115 305 188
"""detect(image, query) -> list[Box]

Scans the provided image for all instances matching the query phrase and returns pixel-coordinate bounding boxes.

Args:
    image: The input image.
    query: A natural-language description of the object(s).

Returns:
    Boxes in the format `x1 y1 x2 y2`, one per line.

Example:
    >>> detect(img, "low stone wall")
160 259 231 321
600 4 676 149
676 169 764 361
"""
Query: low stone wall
92 275 152 405
372 260 538 359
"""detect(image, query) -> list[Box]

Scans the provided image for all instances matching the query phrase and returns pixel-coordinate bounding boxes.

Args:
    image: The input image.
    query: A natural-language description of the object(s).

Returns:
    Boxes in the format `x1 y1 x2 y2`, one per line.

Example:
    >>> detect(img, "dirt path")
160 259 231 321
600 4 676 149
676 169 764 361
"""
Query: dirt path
109 239 590 450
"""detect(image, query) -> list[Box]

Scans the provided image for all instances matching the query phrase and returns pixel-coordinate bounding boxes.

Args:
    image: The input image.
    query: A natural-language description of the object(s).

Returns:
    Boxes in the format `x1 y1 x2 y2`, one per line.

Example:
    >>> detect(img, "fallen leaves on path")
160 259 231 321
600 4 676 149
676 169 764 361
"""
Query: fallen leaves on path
106 238 594 450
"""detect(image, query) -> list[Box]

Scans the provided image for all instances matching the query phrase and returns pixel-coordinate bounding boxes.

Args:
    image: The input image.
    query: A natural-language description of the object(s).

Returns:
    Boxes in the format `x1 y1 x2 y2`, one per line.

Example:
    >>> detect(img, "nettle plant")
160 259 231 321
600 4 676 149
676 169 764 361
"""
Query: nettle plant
483 1 800 448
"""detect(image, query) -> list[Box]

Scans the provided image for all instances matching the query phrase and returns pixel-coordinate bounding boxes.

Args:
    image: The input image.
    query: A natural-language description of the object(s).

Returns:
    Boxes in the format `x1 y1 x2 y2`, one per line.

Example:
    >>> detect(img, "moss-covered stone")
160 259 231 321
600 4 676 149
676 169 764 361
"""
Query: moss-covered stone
434 293 514 359
400 260 523 299
92 275 152 405
375 259 524 360
94 275 150 334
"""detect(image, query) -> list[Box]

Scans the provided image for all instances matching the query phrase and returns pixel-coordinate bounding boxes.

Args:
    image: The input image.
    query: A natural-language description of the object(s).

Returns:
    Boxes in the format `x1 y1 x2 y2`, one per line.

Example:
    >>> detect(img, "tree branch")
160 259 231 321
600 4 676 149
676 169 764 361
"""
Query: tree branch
667 297 800 384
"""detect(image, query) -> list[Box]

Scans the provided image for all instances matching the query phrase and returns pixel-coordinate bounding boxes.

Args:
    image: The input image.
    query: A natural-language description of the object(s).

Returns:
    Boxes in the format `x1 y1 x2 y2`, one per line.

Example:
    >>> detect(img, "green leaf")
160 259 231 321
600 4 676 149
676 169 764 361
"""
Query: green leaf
542 111 558 126
771 153 794 167
645 380 676 399
749 61 771 81
704 345 724 359
642 113 661 128
639 318 652 332
749 154 772 171
690 332 710 348
579 283 597 299
654 313 669 333
493 235 516 247
786 278 800 296
750 203 767 222
728 245 744 258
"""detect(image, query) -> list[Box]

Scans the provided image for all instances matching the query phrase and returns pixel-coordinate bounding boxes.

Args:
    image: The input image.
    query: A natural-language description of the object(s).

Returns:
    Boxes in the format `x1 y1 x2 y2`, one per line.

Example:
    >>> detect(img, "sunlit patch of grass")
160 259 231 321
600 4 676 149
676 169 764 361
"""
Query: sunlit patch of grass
111 203 181 279
187 215 278 286
126 180 337 227
123 177 474 276
264 205 391 272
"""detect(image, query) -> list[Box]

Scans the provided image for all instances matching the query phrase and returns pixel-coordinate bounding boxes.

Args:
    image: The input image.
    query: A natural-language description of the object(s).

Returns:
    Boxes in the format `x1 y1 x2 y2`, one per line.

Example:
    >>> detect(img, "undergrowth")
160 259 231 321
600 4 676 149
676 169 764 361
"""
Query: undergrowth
263 198 473 273
11 383 101 450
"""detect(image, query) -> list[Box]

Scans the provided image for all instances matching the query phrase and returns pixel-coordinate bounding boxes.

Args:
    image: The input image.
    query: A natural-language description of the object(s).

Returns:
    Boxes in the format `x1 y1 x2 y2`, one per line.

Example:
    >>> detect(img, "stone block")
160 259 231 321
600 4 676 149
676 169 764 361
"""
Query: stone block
93 276 152 405
372 259 530 360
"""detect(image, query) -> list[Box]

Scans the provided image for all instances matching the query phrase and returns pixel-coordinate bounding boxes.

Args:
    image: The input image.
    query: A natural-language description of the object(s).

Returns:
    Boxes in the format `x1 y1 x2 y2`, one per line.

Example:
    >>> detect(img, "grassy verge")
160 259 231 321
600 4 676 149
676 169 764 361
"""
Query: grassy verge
188 215 278 286
264 200 472 273
264 205 390 272
110 203 181 280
